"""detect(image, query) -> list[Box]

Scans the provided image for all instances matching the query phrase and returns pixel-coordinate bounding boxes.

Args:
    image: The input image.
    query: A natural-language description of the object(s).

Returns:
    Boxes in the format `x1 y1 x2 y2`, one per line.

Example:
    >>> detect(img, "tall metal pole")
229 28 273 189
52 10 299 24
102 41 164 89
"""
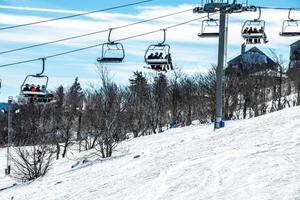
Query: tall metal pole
215 10 227 129
5 96 13 175
193 1 256 129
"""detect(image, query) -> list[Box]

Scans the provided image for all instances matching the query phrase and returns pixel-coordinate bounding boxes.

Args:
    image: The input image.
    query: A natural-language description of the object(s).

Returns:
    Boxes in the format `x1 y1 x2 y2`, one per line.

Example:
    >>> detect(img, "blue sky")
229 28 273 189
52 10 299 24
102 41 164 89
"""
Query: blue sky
0 0 299 102
1 0 299 11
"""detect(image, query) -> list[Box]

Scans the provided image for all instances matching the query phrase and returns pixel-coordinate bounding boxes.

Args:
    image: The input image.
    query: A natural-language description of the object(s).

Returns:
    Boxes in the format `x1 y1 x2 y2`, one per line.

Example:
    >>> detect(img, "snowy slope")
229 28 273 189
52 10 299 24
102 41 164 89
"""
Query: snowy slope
1 107 300 200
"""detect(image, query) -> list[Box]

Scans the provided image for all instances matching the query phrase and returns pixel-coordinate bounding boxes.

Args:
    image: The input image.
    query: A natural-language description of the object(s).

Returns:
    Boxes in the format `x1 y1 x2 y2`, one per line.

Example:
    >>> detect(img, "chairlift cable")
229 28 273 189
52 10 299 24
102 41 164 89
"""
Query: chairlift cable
0 8 194 55
0 58 41 68
0 0 153 31
259 6 300 11
46 16 211 58
0 15 212 68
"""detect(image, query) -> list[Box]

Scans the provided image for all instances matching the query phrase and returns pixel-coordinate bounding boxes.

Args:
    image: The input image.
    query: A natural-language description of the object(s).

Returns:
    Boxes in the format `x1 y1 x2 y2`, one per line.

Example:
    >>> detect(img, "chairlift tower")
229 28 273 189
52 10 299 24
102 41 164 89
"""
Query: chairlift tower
194 0 256 129
5 96 13 175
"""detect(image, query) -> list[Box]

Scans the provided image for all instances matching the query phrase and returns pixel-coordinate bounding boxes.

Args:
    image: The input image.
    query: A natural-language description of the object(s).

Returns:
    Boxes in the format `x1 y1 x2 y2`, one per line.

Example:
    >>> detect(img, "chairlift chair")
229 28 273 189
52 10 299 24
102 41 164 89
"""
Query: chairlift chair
198 13 219 38
144 29 174 72
20 58 54 104
97 28 125 63
144 44 171 65
279 9 300 37
241 7 268 44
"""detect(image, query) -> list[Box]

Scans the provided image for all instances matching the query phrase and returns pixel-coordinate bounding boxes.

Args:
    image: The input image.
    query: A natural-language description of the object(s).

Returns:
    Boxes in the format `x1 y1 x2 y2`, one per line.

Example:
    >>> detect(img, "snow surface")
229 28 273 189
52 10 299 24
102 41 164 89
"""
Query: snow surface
1 106 300 200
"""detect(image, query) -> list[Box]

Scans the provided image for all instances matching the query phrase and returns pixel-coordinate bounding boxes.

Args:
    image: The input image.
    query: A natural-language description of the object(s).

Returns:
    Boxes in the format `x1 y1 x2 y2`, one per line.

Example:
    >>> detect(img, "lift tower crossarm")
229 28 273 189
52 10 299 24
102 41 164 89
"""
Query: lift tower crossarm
193 2 256 14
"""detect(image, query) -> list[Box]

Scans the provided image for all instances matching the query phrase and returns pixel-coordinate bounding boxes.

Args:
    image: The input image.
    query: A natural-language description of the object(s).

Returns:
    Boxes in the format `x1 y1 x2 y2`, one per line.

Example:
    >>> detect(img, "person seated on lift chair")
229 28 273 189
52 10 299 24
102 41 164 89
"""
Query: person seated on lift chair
148 53 155 69
36 85 41 92
147 53 154 59
41 85 48 94
22 84 30 92
243 27 249 34
247 27 254 44
166 53 173 70
30 84 36 92
259 27 268 43
22 84 31 97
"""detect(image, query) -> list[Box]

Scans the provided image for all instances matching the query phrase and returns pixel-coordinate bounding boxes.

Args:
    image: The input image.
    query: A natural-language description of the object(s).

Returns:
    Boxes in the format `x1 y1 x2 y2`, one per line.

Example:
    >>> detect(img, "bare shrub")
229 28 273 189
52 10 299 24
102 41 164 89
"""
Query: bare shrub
11 144 55 181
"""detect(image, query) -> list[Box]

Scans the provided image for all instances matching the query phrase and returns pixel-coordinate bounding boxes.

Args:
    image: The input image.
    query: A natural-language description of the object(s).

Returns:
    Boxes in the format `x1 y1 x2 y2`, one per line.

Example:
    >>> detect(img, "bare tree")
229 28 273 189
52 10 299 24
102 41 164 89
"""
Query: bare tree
53 78 84 158
92 66 129 158
199 66 217 121
269 49 288 110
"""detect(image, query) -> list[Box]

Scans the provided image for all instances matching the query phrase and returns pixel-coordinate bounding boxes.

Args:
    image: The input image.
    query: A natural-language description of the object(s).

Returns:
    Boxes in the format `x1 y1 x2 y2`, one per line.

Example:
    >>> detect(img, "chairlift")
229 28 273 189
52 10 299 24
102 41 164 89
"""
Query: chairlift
241 7 268 44
279 9 300 37
20 58 54 104
97 28 125 63
144 29 174 72
198 13 219 38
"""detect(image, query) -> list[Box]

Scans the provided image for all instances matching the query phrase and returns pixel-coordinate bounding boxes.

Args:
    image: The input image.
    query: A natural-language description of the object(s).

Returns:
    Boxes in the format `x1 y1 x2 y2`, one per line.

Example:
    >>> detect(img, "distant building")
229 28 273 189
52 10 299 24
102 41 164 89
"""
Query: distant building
288 40 300 71
224 46 294 119
287 40 300 105
226 46 278 76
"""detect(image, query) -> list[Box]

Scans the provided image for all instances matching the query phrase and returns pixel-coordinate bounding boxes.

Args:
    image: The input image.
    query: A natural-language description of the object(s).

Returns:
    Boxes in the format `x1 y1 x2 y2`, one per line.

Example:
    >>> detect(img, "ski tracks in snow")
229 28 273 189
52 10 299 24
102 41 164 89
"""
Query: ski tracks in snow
127 158 221 200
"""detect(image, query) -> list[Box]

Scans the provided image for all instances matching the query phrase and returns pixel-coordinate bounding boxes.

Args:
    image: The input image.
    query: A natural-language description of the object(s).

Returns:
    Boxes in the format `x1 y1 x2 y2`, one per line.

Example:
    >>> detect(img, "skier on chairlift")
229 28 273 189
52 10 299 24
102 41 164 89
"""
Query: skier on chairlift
41 85 48 94
30 84 36 92
23 84 30 92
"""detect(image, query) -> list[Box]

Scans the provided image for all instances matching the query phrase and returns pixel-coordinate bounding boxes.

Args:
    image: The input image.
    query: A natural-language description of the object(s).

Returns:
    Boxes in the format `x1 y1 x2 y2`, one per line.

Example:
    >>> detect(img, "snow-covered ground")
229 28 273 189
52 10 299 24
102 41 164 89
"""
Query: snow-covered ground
1 106 300 200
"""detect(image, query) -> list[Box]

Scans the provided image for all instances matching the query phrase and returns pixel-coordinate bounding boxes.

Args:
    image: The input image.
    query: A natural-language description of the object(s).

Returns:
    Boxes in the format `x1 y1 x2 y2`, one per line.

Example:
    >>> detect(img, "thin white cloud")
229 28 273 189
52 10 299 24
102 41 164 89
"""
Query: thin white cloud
0 5 81 14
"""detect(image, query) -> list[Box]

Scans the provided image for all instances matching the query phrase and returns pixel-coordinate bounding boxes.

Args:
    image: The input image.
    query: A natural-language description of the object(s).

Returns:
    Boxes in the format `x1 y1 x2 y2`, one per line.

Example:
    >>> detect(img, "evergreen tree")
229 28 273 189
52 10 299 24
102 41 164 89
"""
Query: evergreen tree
128 71 151 137
152 73 169 133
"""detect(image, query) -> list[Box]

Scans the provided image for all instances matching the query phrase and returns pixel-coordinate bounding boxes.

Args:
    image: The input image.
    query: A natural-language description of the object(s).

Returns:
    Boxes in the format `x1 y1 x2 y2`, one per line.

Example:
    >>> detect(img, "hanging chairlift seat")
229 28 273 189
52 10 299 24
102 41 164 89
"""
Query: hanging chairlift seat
242 32 265 39
279 20 300 36
144 29 174 72
241 20 266 39
21 74 48 95
20 58 54 104
198 20 220 38
144 44 171 65
241 20 268 44
279 20 300 37
198 32 219 38
241 8 268 44
279 9 300 37
20 75 54 103
97 57 124 63
22 91 47 97
97 42 125 63
280 31 300 37
198 18 219 38
97 28 125 63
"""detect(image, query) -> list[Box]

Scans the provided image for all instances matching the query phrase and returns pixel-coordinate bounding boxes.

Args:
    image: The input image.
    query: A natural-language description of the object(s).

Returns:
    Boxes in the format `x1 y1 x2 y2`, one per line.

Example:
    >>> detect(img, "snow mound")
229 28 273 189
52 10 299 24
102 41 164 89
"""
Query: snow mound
1 106 300 200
